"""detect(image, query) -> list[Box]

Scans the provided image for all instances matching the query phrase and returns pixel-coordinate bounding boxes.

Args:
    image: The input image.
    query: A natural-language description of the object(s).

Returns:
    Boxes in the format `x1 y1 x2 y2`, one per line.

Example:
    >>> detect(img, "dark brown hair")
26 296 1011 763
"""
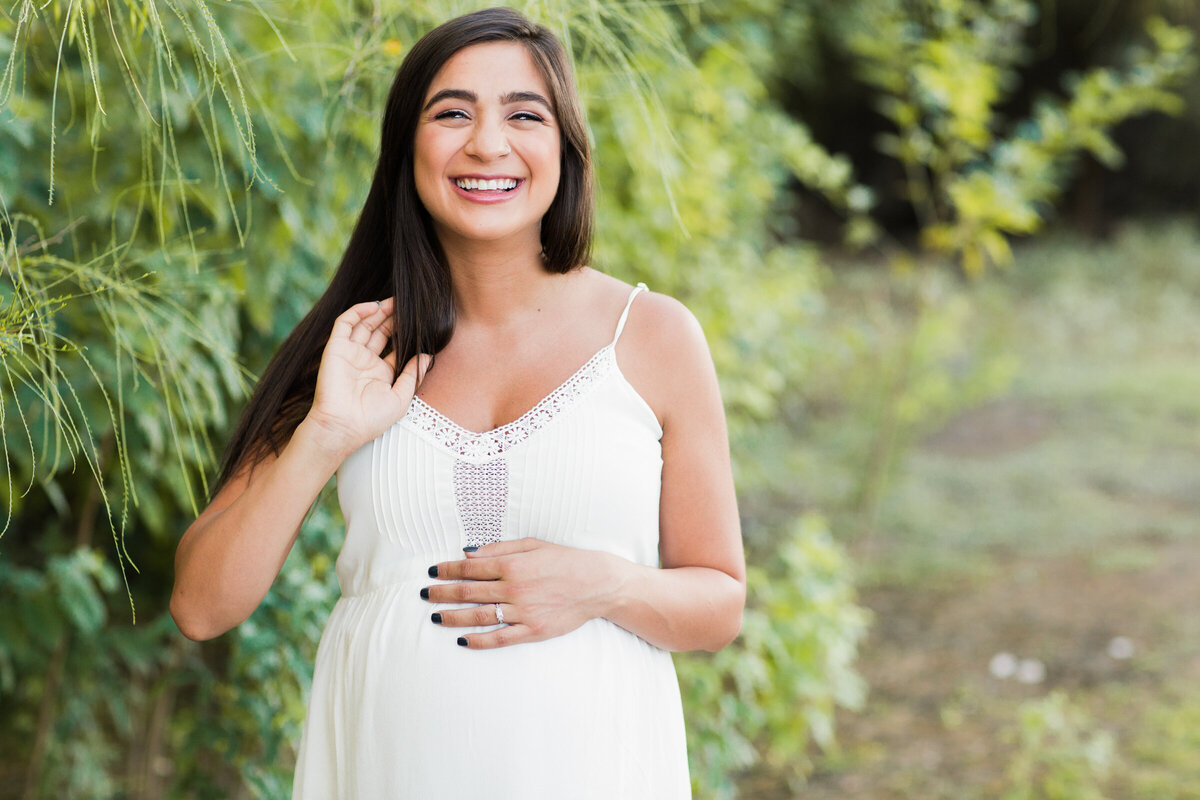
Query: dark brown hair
213 7 594 492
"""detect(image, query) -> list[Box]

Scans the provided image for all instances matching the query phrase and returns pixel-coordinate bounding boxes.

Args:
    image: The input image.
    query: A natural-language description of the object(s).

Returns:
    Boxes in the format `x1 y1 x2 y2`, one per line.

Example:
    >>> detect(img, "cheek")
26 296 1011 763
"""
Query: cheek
412 139 443 204
538 146 563 200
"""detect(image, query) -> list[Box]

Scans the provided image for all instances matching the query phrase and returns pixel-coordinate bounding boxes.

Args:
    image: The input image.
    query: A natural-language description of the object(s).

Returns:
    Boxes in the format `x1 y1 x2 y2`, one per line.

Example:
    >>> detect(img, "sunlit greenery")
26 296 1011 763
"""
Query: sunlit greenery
797 220 1200 799
2 0 1196 797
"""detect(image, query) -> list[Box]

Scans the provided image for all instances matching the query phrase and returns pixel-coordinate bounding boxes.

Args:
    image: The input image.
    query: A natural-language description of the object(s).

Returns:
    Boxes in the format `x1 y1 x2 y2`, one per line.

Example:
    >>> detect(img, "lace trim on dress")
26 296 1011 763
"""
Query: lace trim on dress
404 345 617 460
453 457 509 547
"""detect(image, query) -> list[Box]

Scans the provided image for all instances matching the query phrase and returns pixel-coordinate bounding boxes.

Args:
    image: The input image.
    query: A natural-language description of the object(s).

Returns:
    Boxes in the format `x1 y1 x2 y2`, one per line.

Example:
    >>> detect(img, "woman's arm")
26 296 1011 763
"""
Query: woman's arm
427 542 743 652
171 298 427 641
170 422 345 641
425 292 746 652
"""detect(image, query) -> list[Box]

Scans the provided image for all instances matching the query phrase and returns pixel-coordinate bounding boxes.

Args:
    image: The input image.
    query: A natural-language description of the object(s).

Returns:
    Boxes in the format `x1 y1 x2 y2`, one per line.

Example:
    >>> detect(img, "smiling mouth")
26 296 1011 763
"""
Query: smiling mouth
453 177 521 193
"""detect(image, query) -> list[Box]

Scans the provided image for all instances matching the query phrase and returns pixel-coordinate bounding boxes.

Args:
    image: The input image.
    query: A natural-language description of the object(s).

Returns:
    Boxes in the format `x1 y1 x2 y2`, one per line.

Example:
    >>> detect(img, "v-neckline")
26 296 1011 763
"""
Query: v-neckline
401 343 617 459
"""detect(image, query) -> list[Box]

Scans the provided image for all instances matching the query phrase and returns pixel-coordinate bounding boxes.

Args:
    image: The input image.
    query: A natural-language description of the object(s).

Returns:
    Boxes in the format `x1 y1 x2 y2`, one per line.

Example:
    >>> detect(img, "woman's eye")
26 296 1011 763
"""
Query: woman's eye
434 109 469 120
511 112 544 122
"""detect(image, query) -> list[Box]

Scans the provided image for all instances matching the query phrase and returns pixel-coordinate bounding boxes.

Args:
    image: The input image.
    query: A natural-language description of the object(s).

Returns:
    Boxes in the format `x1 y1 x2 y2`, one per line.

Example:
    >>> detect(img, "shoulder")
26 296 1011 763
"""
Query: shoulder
611 283 718 431
626 289 706 349
575 267 706 347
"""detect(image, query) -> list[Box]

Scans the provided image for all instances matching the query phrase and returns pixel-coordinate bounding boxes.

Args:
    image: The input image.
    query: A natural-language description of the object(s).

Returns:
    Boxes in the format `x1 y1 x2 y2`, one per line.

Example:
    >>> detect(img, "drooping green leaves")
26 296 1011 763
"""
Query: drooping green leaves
849 0 1196 273
3 0 1195 797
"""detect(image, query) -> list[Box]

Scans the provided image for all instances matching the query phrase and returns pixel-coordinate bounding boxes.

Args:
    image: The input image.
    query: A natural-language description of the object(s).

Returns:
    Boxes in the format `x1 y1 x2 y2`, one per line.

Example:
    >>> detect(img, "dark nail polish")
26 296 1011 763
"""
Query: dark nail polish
457 637 468 647
462 546 480 553
431 612 442 624
428 565 438 578
420 587 430 600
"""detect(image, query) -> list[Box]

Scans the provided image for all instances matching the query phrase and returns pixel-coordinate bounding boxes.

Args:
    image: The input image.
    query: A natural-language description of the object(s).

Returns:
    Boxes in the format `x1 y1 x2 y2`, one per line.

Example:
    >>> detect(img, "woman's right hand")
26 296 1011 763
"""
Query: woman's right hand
304 297 430 458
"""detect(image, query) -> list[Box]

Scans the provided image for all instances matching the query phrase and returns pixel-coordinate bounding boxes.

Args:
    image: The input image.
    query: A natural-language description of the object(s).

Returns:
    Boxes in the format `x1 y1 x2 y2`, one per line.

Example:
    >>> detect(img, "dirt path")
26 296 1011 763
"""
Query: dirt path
788 537 1200 799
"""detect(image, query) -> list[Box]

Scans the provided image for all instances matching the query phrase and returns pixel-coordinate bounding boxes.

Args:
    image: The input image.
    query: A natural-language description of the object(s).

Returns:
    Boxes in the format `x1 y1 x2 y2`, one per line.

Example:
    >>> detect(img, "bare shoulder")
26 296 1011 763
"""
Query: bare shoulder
612 285 717 430
625 289 705 345
573 268 703 341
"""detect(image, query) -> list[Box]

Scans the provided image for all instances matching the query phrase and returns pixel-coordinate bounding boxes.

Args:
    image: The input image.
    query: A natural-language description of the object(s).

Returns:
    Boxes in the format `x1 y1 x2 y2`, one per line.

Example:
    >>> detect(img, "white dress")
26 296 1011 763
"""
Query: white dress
292 284 691 799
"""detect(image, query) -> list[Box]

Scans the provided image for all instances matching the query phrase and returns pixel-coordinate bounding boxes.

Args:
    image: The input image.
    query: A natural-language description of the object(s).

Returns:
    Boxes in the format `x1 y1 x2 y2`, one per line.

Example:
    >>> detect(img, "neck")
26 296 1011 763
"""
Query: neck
437 230 565 327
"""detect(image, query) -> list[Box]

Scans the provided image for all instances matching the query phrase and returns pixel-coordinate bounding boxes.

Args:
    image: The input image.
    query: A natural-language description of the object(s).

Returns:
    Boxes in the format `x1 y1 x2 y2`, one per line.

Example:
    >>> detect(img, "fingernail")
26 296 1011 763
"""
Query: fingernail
462 546 479 553
431 612 442 624
428 565 439 577
420 587 430 600
457 637 468 647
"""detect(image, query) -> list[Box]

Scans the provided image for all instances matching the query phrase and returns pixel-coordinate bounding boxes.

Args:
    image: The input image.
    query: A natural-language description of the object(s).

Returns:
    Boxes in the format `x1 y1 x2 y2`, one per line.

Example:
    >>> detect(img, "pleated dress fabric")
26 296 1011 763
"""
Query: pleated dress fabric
291 284 692 799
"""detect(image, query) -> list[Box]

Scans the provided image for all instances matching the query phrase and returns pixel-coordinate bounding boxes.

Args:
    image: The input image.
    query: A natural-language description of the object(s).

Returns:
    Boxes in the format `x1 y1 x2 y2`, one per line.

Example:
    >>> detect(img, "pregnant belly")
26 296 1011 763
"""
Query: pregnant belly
296 577 690 799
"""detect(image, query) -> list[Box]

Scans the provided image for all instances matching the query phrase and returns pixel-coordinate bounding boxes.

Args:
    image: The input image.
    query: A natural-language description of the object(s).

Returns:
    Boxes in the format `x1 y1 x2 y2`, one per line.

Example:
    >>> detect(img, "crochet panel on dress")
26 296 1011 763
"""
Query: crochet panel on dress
403 345 616 460
453 457 508 548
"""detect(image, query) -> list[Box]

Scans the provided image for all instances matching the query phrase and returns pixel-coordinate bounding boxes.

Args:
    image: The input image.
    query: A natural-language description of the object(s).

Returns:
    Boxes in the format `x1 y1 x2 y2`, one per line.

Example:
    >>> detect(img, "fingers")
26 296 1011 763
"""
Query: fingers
427 537 548 582
432 602 514 628
330 297 392 341
429 555 505 582
420 577 506 605
350 298 391 346
364 312 396 354
458 624 533 650
462 538 543 558
424 595 537 650
382 350 399 374
392 353 433 401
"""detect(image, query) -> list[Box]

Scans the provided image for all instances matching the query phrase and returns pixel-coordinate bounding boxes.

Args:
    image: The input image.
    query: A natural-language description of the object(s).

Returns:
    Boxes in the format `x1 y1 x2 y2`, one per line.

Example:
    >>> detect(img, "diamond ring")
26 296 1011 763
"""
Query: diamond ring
494 603 505 625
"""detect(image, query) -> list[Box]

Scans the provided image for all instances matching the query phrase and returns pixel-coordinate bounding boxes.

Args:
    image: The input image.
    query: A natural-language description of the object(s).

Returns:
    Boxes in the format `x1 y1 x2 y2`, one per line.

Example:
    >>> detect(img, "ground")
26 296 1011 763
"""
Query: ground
748 223 1200 799
804 540 1200 799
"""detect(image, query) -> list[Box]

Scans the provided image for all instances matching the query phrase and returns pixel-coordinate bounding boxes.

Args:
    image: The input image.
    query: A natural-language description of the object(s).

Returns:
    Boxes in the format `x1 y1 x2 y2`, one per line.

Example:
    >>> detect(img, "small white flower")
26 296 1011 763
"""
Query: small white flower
1015 658 1046 684
989 652 1018 679
1107 636 1135 660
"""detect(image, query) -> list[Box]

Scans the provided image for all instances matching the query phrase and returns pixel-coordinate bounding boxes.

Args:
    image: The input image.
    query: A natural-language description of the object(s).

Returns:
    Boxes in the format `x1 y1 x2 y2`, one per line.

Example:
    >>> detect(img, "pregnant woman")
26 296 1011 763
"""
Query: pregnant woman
170 8 745 798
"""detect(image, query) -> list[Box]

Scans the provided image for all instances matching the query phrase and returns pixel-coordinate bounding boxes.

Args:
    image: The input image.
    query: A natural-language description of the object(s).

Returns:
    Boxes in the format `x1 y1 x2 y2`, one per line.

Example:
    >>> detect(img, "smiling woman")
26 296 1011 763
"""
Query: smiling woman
414 42 562 248
169 7 744 799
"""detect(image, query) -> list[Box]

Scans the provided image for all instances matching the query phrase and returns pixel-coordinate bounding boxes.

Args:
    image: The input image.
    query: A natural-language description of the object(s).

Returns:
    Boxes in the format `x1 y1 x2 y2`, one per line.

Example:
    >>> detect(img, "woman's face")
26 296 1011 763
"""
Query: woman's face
414 42 562 252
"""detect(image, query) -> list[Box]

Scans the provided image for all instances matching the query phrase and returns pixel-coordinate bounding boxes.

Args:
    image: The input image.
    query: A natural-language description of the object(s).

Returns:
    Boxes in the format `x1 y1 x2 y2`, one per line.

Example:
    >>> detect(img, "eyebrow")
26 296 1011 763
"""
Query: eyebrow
422 88 553 114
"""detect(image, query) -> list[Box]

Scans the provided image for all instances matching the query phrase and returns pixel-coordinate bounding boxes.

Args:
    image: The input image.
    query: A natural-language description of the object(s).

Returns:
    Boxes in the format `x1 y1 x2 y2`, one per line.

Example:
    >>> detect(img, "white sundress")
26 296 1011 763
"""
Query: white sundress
291 283 691 799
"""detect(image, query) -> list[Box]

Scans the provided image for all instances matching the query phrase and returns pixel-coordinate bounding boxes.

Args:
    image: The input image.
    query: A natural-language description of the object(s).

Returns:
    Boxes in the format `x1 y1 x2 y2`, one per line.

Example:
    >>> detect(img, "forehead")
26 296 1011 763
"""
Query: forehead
424 41 550 102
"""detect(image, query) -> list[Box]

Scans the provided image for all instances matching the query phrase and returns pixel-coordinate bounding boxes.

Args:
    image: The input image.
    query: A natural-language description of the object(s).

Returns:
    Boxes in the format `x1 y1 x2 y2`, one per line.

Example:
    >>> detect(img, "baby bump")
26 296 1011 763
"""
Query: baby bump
305 583 688 796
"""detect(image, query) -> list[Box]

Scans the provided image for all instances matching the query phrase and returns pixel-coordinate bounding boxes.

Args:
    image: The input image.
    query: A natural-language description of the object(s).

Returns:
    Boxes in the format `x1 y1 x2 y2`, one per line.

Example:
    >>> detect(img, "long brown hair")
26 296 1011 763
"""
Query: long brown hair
214 7 594 493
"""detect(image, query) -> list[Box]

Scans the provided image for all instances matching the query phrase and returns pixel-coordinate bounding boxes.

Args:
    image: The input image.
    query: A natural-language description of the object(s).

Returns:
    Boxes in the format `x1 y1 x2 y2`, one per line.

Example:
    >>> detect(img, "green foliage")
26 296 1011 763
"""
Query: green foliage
849 0 1196 273
0 210 248 567
1 549 119 678
0 545 169 797
669 0 882 249
1003 691 1116 800
586 29 838 433
1126 692 1200 799
833 267 1019 526
735 261 1020 547
582 28 875 795
165 500 343 800
3 0 1196 797
2 0 870 796
2 0 386 794
677 514 869 799
865 221 1200 581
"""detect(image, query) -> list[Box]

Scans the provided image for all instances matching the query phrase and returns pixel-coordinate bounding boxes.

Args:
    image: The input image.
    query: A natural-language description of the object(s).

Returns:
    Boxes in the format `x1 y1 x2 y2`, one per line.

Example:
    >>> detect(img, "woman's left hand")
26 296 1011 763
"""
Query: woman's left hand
422 539 621 649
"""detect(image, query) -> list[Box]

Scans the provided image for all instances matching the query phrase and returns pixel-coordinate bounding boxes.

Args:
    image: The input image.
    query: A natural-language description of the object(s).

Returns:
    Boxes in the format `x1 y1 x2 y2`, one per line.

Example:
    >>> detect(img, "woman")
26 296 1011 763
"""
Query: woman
171 8 744 798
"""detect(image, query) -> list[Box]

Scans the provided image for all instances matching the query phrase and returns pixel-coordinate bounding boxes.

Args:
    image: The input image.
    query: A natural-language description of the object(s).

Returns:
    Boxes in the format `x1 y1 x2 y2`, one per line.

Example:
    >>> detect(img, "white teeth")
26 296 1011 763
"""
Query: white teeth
454 178 519 191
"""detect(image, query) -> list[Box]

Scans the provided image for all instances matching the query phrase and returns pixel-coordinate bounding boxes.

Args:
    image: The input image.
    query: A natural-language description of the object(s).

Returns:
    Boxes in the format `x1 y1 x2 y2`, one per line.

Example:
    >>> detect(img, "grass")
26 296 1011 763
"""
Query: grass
761 219 1200 799
818 220 1200 576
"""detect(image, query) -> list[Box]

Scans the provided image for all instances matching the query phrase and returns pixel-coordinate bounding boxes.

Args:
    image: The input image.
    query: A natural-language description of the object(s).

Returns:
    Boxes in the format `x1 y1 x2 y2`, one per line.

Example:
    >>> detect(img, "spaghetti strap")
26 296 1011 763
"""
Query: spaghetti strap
611 282 648 346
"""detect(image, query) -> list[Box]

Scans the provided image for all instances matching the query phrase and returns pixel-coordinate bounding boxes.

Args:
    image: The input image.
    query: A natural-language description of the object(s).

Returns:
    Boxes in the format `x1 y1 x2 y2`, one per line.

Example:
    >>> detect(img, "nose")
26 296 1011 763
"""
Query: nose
464 117 510 161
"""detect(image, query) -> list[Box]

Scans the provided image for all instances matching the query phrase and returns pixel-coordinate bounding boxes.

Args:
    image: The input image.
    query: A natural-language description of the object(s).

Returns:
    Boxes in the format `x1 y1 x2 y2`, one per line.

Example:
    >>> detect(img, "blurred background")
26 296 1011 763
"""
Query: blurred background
2 0 1199 797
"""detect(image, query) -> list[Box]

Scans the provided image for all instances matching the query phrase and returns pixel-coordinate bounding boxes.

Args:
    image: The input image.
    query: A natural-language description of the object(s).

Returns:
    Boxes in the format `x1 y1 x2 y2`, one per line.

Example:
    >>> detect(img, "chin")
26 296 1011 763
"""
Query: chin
440 220 545 248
